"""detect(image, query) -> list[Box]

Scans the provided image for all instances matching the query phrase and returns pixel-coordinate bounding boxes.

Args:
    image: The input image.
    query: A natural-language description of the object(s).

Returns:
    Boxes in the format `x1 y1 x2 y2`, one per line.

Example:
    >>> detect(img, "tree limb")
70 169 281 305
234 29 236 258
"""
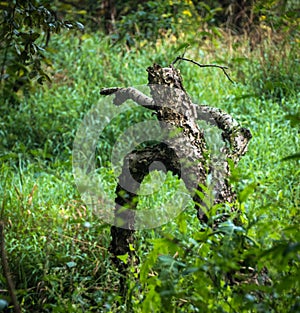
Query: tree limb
100 86 251 161
100 87 158 110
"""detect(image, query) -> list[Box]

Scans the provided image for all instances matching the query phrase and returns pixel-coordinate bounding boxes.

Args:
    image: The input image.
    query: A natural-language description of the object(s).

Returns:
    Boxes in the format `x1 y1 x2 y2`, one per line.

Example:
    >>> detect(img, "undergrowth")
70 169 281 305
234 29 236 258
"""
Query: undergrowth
0 27 299 312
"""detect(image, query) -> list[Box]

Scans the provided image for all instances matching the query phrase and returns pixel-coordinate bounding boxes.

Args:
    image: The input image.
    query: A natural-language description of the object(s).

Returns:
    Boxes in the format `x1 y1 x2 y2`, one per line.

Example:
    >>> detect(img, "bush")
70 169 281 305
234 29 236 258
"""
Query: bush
0 0 83 100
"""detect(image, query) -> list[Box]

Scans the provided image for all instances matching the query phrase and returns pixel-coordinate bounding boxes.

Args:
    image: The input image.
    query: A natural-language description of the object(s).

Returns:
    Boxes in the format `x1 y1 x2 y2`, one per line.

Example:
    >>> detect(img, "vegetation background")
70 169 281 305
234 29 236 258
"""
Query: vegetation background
0 0 299 312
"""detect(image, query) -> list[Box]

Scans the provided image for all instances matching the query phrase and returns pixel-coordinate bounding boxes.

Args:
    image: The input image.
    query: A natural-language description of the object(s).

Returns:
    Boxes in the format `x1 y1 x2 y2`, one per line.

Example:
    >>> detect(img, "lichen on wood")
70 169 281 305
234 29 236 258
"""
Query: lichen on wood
100 61 252 287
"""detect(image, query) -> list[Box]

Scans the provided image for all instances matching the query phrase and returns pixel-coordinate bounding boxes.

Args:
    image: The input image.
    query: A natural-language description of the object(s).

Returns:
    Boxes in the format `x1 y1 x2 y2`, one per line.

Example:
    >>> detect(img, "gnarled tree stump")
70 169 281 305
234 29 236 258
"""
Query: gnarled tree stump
100 63 252 290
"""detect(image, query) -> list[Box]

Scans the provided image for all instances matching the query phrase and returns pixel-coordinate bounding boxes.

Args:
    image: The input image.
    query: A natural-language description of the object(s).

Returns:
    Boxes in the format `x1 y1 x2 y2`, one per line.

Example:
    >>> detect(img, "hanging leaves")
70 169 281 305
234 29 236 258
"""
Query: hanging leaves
0 0 84 97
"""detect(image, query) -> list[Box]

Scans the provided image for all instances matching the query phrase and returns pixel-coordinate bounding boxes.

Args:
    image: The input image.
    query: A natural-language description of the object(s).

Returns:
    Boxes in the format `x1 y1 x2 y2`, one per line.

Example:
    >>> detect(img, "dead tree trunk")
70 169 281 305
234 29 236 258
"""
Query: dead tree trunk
100 62 252 292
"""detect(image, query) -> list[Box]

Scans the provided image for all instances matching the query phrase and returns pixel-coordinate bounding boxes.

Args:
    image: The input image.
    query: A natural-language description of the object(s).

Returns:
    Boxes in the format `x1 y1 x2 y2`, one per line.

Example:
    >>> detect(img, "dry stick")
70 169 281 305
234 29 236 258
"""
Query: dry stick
0 221 21 313
172 56 235 84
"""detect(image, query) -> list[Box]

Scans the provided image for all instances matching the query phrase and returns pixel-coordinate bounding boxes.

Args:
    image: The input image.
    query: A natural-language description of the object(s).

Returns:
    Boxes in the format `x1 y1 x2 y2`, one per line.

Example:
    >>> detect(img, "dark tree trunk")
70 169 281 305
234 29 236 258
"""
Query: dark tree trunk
102 0 116 34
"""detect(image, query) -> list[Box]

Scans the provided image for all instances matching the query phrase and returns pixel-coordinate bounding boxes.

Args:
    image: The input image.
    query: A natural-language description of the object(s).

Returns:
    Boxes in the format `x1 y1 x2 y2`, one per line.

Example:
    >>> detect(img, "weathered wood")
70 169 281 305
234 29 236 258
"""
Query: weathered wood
100 63 252 291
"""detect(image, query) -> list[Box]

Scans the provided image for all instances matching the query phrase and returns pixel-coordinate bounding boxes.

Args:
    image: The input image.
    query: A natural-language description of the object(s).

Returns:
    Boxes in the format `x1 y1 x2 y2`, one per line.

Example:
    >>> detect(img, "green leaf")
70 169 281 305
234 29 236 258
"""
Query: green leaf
217 220 245 234
75 22 85 31
174 43 190 55
116 253 129 264
182 267 199 276
158 255 174 264
66 261 76 268
142 283 161 312
14 44 21 55
238 182 258 203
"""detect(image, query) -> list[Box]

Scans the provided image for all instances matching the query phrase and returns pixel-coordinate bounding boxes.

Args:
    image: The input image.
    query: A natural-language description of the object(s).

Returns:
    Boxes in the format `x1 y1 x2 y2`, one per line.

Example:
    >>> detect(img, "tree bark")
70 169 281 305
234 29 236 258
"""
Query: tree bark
102 0 116 34
100 63 252 292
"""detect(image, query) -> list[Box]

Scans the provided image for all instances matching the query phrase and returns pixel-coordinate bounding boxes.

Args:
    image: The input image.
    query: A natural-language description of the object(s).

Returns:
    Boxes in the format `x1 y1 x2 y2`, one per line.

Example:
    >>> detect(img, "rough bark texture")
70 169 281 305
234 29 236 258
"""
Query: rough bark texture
100 63 252 286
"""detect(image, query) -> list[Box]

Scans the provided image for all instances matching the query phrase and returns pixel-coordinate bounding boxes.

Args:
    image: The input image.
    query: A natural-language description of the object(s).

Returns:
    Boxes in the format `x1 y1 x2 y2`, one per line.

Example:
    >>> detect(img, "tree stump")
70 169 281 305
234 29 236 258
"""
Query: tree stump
100 62 252 292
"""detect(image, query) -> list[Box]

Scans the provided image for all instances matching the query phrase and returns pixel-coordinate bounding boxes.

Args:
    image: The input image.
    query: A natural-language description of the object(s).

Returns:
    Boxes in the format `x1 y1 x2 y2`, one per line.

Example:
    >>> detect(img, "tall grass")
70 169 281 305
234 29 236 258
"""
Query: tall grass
0 28 299 312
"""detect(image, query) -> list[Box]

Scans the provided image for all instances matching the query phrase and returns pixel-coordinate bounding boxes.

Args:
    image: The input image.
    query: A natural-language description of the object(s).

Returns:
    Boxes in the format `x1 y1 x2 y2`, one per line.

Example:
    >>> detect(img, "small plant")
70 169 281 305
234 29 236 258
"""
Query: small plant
0 0 83 100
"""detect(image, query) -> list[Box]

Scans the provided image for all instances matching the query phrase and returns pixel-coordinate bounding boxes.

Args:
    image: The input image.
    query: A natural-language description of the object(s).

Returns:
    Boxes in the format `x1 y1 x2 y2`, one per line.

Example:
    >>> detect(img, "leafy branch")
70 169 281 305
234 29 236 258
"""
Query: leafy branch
0 0 84 97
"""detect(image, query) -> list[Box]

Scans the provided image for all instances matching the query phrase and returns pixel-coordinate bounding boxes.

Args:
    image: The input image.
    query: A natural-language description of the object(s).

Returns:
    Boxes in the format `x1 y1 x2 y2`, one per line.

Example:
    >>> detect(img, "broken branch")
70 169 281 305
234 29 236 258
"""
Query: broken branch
172 56 234 84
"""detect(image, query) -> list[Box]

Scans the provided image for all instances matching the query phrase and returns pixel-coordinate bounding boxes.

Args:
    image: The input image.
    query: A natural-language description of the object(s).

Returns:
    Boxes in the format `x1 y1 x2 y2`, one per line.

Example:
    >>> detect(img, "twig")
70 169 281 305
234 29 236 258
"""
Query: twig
176 44 190 65
172 56 235 84
0 221 21 313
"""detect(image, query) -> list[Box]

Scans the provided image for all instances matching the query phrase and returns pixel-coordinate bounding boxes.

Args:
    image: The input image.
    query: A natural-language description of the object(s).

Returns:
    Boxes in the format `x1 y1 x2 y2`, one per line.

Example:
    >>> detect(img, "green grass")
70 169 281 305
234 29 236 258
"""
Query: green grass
0 30 299 312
